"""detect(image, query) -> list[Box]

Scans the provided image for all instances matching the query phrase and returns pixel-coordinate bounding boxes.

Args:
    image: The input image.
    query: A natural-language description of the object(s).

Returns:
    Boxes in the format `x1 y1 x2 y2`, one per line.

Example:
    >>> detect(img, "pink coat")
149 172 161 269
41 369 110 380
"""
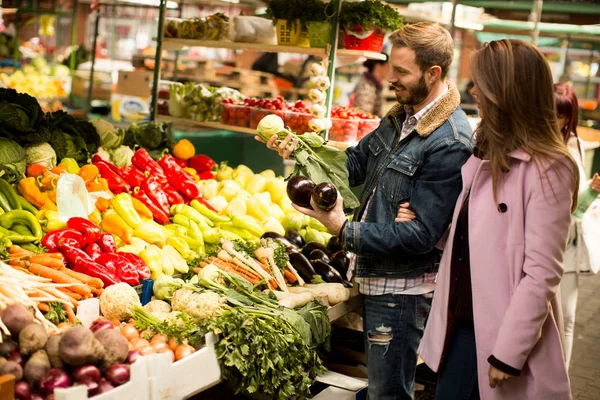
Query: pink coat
419 149 576 400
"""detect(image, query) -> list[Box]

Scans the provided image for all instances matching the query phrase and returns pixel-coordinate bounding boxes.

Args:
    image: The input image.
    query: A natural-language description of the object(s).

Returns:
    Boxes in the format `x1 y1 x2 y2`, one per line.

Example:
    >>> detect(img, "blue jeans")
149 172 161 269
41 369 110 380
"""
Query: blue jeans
435 322 480 400
363 293 432 400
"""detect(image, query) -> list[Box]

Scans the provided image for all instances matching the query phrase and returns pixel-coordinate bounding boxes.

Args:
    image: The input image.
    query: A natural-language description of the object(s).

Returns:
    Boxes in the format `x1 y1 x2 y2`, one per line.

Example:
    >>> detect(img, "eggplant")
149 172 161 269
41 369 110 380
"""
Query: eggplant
331 251 351 278
287 176 315 209
288 251 317 282
302 242 329 258
284 230 305 248
262 232 285 241
327 236 343 254
309 249 331 265
312 182 338 211
312 260 345 285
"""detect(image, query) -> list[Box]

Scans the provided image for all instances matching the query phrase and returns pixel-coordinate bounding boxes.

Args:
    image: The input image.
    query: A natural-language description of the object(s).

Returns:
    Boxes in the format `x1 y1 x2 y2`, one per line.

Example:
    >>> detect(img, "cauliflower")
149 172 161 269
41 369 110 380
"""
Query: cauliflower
171 289 223 321
144 300 171 314
100 283 142 321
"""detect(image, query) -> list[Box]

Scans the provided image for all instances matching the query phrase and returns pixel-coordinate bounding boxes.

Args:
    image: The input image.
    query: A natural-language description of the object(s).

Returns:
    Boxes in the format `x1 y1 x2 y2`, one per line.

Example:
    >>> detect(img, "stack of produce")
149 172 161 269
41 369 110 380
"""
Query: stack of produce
330 105 380 142
0 58 71 100
163 13 229 40
166 82 244 122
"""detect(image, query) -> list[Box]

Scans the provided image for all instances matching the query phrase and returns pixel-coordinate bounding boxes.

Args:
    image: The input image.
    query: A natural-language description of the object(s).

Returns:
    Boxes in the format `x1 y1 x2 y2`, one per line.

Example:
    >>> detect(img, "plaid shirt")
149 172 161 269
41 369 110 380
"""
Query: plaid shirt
355 85 448 296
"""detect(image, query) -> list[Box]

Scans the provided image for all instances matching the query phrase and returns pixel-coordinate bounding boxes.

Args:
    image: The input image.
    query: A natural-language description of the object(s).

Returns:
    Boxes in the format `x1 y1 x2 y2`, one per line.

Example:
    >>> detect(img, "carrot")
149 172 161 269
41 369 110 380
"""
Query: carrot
207 257 260 284
9 245 34 256
45 252 65 260
28 264 92 297
193 267 201 274
283 269 297 284
209 257 261 279
58 288 83 301
29 255 64 269
59 268 103 289
65 305 77 324
91 288 104 297
37 303 50 312
9 259 30 268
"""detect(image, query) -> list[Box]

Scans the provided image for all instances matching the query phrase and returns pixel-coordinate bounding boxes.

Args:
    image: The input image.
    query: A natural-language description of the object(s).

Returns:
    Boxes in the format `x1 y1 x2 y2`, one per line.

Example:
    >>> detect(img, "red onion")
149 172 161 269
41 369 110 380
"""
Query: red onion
96 379 115 394
14 381 31 400
89 320 114 333
29 394 43 400
81 380 100 397
104 364 130 387
38 369 71 396
72 365 102 384
125 350 141 365
8 349 24 367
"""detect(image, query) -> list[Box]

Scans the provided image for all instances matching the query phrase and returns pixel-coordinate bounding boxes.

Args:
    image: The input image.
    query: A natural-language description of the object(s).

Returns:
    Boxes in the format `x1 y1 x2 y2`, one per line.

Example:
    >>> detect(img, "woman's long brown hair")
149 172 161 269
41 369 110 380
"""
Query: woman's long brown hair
471 39 579 210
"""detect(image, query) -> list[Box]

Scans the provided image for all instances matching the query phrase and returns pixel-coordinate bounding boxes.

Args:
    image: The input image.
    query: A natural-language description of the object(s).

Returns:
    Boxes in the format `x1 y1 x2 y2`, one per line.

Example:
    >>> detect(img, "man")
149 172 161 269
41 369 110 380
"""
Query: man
259 22 473 399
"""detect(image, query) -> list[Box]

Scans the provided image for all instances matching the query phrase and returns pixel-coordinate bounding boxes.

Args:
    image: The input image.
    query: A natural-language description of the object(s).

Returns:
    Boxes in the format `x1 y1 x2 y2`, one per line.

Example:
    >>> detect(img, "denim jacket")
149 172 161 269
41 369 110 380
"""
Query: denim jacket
342 83 473 278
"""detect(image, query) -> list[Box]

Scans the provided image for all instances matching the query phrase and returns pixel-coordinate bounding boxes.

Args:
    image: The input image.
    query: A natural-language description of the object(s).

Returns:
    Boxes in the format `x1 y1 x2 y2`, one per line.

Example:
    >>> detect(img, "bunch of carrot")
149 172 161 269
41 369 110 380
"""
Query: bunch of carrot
197 256 297 289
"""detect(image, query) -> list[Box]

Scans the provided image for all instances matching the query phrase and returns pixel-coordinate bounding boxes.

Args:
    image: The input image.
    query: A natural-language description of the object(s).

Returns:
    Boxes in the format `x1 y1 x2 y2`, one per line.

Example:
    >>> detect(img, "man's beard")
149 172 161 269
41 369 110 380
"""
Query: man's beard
394 75 430 106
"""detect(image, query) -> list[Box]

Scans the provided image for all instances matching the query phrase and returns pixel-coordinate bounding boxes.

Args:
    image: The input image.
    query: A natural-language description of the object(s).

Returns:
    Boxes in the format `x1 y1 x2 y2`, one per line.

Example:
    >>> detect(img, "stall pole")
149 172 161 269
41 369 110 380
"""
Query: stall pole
69 0 78 71
449 0 458 38
172 0 184 81
529 0 543 46
324 0 341 125
87 9 100 112
150 0 167 120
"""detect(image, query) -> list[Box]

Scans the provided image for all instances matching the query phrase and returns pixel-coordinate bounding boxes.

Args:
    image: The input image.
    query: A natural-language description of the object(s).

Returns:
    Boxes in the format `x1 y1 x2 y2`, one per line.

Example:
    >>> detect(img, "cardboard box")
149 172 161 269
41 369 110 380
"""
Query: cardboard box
110 71 151 122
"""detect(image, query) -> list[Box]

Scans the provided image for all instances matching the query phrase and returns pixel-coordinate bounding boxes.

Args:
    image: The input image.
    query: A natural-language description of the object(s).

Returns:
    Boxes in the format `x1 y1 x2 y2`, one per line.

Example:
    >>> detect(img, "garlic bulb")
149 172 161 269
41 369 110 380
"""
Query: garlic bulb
310 62 325 77
309 118 332 132
308 88 326 104
310 76 331 91
310 104 326 118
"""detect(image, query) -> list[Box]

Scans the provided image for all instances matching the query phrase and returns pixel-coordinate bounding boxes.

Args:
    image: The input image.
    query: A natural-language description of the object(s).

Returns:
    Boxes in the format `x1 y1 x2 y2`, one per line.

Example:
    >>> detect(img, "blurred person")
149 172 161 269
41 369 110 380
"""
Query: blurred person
350 54 389 116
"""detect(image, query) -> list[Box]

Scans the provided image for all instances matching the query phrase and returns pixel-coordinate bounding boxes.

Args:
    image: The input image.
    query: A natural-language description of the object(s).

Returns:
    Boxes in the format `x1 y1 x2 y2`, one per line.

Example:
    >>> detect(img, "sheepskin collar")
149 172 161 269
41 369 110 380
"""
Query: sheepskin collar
385 82 461 138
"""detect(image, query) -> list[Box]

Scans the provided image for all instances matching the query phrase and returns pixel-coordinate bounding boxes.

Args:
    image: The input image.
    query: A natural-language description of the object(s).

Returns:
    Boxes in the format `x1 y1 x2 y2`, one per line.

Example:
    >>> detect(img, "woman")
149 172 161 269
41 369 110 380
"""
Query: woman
555 83 600 369
349 54 389 116
406 40 579 399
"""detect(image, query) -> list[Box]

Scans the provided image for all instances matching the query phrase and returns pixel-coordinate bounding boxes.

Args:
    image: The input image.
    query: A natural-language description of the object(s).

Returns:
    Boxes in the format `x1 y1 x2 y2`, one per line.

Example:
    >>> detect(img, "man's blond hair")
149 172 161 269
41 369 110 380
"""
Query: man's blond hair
388 22 454 78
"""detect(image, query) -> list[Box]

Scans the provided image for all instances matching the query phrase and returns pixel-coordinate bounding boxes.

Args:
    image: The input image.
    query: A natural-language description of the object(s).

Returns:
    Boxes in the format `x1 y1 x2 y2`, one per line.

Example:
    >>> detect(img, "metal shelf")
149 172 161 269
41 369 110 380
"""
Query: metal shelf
158 115 257 134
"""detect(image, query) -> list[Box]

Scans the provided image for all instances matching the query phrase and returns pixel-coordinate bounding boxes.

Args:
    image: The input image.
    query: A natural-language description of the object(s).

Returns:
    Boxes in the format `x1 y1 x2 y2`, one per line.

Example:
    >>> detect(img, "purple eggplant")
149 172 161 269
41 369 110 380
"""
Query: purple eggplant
312 183 338 211
286 176 315 209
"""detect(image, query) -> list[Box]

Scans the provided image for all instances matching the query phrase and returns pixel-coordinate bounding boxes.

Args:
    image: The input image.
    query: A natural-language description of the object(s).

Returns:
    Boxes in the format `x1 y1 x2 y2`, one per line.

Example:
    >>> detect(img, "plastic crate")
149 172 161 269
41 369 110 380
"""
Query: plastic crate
284 110 313 134
276 19 301 46
148 333 221 400
221 103 251 127
307 22 331 48
250 107 285 129
357 118 381 140
329 118 359 142
343 27 385 52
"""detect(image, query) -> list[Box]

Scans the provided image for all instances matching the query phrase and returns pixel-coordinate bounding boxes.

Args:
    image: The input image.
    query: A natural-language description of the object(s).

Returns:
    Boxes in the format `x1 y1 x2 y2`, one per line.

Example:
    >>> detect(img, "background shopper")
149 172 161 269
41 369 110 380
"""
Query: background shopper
350 55 390 116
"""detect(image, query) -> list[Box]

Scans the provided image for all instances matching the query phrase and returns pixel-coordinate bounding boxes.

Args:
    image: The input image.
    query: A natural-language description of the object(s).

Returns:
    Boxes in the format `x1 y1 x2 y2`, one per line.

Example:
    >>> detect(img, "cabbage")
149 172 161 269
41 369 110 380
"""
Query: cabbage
94 147 111 162
0 138 26 183
24 143 57 170
109 145 134 168
90 119 123 149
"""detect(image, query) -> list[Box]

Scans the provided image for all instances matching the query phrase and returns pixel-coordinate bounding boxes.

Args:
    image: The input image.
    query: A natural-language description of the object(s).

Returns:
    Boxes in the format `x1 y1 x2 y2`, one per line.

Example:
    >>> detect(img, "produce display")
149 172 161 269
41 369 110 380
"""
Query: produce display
163 13 229 40
0 58 71 100
330 106 380 142
165 82 244 122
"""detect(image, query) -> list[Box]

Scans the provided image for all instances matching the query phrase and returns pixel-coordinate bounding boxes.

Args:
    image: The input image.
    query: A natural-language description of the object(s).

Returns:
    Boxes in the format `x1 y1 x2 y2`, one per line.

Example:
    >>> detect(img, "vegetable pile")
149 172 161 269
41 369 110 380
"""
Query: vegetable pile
164 13 229 40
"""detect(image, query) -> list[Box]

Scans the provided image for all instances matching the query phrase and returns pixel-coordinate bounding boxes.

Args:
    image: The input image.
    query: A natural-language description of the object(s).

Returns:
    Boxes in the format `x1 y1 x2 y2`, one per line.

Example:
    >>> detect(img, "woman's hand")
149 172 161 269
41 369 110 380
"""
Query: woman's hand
488 365 514 388
254 133 298 159
590 173 600 192
395 202 416 222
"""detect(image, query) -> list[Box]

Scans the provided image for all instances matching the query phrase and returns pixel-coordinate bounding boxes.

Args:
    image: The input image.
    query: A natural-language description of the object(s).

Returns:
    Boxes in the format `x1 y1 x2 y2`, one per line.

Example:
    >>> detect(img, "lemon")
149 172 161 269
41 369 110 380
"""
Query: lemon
173 139 195 160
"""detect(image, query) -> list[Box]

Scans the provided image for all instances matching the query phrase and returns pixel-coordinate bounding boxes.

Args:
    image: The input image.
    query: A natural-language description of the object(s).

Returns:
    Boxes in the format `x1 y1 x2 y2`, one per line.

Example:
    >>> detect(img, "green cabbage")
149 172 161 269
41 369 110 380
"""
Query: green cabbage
109 145 134 168
24 142 57 170
0 138 26 183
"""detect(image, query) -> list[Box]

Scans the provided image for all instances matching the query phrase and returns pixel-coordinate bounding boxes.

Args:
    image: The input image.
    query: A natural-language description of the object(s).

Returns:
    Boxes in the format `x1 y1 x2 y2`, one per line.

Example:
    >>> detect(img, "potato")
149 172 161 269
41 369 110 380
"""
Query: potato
45 335 64 369
94 329 129 367
0 339 18 357
0 360 23 381
59 326 105 366
1 304 34 337
24 350 51 386
19 324 49 356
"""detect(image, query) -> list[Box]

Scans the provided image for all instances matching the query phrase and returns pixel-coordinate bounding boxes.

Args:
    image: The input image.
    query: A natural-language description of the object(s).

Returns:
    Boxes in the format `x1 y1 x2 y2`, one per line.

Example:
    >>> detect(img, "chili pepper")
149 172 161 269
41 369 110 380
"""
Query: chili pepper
187 220 203 242
164 223 188 236
95 197 111 212
231 215 264 237
198 171 214 181
52 163 67 175
219 224 253 240
97 233 117 253
118 252 151 280
140 175 171 216
36 210 66 232
0 179 21 210
0 225 36 244
163 185 184 205
36 170 58 191
16 195 38 215
133 220 167 247
188 154 215 173
89 209 102 225
119 165 145 188
42 228 85 251
139 245 164 280
96 253 140 285
67 217 102 245
162 244 189 274
47 188 57 204
11 223 33 236
172 214 191 228
26 164 47 178
131 148 165 179
60 158 80 174
132 188 170 225
40 193 57 211
190 199 228 223
84 243 102 260
72 256 121 287
198 223 221 244
101 209 133 244
0 210 43 243
18 178 46 208
131 197 153 220
78 164 100 183
0 191 13 212
158 155 201 199
170 204 214 227
111 193 142 228
93 159 131 194
166 236 197 261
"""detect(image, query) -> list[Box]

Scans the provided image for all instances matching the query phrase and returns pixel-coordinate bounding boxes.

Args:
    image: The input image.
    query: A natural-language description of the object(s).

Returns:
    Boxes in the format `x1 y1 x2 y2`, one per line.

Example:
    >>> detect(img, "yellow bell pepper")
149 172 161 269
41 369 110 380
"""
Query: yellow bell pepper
226 198 247 217
101 209 133 244
112 193 142 228
36 210 65 232
139 245 164 279
133 220 167 247
60 158 80 174
246 197 268 222
245 174 267 194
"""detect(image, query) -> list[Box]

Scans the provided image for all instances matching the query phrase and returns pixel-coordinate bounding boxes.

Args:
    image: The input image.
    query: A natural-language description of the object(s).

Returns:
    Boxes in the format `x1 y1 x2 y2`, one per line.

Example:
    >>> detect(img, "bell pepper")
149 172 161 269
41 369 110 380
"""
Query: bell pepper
231 215 264 237
131 148 165 178
42 228 85 251
93 159 131 194
131 197 153 220
119 252 151 280
0 179 21 211
188 154 215 173
190 199 229 223
140 175 171 216
170 204 214 226
156 246 175 276
16 195 38 215
84 243 102 260
226 197 247 217
158 155 201 200
101 209 133 244
51 163 67 175
60 158 80 174
46 188 57 204
89 209 102 225
26 164 47 178
0 210 43 243
0 226 36 244
173 157 188 169
119 165 145 188
70 255 121 287
39 193 57 211
183 168 199 182
132 188 170 225
96 253 140 285
162 244 189 274
67 217 102 245
139 245 164 279
57 240 90 262
166 236 197 261
246 197 268 222
97 233 118 253
198 171 214 181
37 210 66 232
198 179 219 200
112 193 142 228
133 220 167 247
37 170 59 191
95 197 111 212
18 178 46 208
87 177 110 193
78 164 100 183
163 185 184 205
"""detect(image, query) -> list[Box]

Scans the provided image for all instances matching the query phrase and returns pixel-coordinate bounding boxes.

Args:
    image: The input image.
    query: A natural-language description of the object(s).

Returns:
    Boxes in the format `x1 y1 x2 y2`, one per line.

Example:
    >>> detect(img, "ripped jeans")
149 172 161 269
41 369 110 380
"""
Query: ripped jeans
363 293 432 400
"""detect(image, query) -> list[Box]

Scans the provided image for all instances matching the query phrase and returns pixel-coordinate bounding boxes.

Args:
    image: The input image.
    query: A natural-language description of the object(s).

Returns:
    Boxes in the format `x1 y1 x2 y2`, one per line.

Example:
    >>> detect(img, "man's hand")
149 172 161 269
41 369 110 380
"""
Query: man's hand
395 202 416 222
488 365 514 389
254 133 298 159
292 194 347 236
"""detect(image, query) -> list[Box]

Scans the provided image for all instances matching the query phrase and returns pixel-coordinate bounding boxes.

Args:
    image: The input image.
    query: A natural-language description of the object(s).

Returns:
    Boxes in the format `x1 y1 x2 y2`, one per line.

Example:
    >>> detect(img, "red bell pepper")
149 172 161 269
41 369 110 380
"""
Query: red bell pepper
72 257 121 287
132 148 165 179
132 188 171 225
158 155 201 199
188 154 215 173
173 157 188 169
119 165 145 188
96 253 140 285
198 171 214 180
163 184 184 205
67 217 102 245
93 159 131 194
119 252 151 280
84 243 102 260
58 241 91 265
97 233 117 253
140 175 171 216
92 155 121 175
42 229 85 251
